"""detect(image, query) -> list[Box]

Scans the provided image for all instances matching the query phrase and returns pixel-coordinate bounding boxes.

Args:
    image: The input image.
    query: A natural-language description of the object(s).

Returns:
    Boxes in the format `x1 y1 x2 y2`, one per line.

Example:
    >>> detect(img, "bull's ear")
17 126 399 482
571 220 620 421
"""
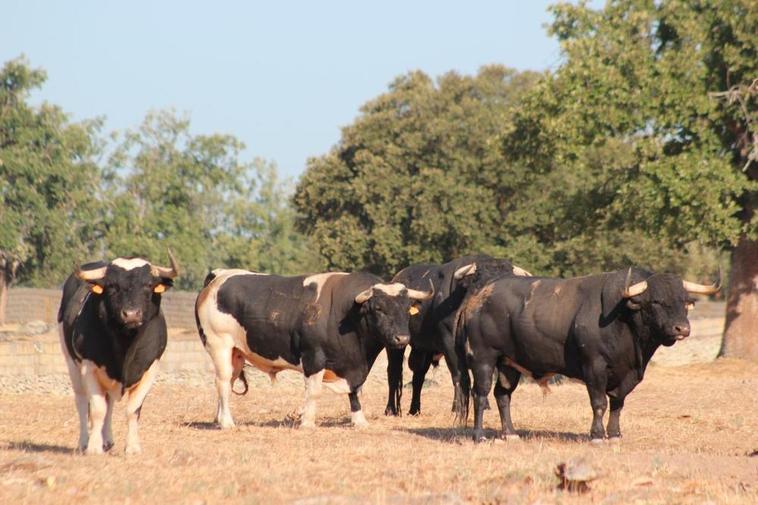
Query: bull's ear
153 278 174 294
600 270 642 321
88 282 104 295
409 304 421 316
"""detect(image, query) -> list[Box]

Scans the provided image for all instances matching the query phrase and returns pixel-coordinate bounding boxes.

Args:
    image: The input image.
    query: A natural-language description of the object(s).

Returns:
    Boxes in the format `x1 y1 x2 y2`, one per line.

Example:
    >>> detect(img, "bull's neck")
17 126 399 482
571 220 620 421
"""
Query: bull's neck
625 312 662 378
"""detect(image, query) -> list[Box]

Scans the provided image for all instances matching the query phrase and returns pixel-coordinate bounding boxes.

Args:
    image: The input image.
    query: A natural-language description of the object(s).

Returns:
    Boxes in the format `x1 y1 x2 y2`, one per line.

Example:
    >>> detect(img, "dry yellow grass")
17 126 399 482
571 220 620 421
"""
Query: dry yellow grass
1 357 756 504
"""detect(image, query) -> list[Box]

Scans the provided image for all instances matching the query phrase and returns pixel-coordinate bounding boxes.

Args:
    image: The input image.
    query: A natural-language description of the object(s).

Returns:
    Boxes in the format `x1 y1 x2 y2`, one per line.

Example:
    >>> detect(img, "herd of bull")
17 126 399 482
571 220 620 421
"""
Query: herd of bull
58 251 719 454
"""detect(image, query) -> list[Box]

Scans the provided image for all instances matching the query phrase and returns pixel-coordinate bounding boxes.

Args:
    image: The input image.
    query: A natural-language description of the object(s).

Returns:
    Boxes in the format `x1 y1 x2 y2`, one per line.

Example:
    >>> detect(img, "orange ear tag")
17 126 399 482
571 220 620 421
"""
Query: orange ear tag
90 284 104 295
153 284 166 294
409 305 420 316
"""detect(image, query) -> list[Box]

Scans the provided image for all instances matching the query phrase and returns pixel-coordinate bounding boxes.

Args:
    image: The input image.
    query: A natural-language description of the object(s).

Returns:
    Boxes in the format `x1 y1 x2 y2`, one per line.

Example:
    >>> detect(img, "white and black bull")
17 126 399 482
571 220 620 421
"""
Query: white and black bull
386 255 531 417
195 269 433 429
58 251 179 454
457 267 719 442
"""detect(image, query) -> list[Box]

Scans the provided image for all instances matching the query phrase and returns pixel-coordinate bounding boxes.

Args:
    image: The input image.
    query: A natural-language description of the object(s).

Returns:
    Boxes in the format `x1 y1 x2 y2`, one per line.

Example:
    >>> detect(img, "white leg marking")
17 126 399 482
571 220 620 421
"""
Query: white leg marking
123 360 160 454
351 409 369 428
208 344 235 429
81 361 107 455
301 370 324 428
60 325 90 452
102 393 115 451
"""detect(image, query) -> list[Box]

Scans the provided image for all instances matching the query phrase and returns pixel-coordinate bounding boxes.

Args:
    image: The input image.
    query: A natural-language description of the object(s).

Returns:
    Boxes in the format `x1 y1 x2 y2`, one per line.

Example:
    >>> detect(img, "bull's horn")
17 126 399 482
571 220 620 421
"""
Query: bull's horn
512 264 532 277
453 263 477 280
683 269 721 295
76 265 108 282
623 267 648 298
354 288 373 304
407 280 434 301
151 248 180 279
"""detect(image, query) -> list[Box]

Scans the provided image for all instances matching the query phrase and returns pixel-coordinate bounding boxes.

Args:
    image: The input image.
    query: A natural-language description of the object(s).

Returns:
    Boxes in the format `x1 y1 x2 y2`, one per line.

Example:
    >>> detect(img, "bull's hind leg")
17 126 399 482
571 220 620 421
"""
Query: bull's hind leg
493 364 521 440
207 343 236 428
123 360 160 454
606 397 624 442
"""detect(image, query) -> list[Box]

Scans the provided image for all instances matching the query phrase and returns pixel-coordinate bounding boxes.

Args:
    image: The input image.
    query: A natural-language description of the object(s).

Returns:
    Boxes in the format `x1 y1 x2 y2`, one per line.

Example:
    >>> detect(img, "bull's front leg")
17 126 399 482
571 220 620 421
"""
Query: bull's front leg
408 349 434 416
606 397 624 442
349 390 368 428
583 362 609 443
471 360 495 442
384 347 405 416
301 369 324 428
124 360 160 454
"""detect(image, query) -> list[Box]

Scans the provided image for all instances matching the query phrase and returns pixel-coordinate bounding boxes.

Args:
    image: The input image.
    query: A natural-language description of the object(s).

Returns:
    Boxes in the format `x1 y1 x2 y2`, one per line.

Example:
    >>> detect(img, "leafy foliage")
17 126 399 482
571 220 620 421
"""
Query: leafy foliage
294 66 541 277
0 57 103 286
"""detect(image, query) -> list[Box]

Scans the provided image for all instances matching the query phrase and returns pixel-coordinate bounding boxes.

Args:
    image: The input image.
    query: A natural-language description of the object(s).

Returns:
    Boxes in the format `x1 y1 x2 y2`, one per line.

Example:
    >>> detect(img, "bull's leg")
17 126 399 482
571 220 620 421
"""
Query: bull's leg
123 360 160 454
208 344 235 428
349 390 369 428
301 369 324 428
101 393 115 452
471 361 495 442
606 397 624 442
81 366 107 455
60 327 89 452
408 349 434 416
384 347 405 416
584 363 609 442
493 364 521 440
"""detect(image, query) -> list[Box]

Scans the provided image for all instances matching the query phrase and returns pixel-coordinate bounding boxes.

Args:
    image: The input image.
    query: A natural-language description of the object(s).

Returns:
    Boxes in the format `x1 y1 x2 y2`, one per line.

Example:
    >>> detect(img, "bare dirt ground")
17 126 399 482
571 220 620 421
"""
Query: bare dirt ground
1 347 756 504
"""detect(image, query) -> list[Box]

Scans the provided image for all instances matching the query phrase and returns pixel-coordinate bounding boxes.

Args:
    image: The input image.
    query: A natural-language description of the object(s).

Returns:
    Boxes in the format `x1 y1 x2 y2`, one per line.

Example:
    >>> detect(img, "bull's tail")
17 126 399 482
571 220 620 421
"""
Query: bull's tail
452 298 472 428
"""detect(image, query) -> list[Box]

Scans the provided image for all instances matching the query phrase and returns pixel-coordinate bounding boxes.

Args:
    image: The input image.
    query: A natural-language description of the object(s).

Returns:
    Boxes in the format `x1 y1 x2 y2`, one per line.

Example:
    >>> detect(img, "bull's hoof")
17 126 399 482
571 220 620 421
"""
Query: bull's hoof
85 445 104 455
217 418 236 429
590 437 606 445
408 408 421 416
124 443 142 455
473 432 486 443
103 441 114 452
384 406 400 416
608 436 622 444
299 420 316 429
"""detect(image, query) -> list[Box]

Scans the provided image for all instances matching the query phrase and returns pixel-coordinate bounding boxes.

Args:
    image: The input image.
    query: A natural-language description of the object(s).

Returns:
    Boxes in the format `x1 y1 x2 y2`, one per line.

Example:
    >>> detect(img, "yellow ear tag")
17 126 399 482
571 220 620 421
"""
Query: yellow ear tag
90 284 103 295
153 284 166 294
409 305 420 316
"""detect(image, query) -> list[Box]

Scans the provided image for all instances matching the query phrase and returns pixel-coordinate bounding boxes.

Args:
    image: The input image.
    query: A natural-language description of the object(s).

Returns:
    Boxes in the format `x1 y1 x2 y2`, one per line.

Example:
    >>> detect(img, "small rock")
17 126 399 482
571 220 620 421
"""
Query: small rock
555 457 598 493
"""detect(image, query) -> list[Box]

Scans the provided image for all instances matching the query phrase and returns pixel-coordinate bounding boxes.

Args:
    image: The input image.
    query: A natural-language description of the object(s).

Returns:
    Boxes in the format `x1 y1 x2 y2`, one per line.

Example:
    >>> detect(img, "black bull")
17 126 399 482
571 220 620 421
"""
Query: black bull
456 267 719 442
386 255 531 416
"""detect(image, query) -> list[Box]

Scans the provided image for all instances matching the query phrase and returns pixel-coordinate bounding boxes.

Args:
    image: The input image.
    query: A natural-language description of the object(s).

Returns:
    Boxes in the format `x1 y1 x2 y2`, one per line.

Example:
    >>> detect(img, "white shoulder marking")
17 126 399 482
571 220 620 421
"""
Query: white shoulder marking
372 282 407 297
111 257 150 271
303 272 348 302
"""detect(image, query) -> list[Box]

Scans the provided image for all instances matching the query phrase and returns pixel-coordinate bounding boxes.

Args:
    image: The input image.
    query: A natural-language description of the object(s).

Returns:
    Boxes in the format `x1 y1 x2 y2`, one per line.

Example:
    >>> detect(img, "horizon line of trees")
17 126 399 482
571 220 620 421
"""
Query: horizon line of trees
1 1 755 358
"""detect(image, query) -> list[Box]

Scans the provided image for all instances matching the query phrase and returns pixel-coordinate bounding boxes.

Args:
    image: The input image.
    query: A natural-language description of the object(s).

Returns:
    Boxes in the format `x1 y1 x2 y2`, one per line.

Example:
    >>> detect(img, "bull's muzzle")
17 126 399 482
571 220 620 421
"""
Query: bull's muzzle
391 335 411 348
673 323 691 340
121 309 143 327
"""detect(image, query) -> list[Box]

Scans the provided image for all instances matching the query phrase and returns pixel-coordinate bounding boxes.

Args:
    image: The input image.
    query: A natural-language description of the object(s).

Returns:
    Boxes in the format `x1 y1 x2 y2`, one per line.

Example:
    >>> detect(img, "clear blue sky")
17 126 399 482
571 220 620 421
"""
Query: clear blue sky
2 1 594 179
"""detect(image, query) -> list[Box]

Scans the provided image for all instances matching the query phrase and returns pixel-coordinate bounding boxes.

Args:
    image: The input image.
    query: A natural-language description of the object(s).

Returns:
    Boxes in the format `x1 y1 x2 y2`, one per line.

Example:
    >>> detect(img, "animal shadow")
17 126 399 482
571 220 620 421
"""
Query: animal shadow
401 427 590 444
183 421 220 431
3 440 74 454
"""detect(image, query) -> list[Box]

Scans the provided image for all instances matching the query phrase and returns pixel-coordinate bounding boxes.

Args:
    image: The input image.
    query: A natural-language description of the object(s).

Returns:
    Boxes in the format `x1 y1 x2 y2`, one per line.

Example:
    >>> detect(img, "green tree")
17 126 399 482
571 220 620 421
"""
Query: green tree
502 1 756 358
294 66 540 277
105 110 317 289
0 57 102 322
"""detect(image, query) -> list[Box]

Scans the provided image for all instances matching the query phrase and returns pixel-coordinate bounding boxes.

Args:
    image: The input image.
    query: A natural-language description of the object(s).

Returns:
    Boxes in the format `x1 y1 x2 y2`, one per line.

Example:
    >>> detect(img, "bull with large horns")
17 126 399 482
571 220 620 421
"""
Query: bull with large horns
456 266 719 443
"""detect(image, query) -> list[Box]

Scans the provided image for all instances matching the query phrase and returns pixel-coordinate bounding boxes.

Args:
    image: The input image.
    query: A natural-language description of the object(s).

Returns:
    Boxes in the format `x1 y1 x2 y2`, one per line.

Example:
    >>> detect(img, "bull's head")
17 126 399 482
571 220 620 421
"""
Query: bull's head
354 282 433 348
76 250 180 330
603 267 719 346
453 259 531 292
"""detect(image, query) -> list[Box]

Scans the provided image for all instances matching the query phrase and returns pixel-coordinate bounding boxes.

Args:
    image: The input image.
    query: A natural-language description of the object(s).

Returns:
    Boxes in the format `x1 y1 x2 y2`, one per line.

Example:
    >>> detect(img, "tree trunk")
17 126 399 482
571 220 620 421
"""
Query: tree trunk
719 235 758 361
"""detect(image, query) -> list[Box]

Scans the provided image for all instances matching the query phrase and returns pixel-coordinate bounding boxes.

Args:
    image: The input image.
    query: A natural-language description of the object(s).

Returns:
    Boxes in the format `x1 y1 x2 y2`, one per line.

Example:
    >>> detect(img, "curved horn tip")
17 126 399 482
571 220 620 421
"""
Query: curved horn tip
355 288 373 304
453 263 477 280
167 248 180 275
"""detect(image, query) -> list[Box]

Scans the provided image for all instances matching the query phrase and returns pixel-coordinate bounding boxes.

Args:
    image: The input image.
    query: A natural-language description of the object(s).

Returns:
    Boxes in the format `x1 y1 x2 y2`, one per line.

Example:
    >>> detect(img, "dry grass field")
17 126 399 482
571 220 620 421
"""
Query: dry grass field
1 347 756 505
